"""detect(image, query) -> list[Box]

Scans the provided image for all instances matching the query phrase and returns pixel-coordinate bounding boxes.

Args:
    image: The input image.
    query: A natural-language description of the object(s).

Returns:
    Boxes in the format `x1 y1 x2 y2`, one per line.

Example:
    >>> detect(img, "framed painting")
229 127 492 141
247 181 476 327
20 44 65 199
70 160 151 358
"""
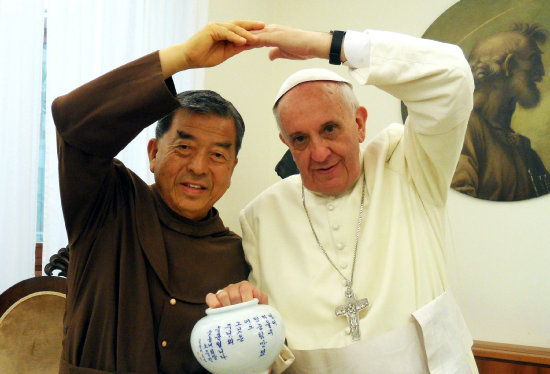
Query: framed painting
422 0 550 201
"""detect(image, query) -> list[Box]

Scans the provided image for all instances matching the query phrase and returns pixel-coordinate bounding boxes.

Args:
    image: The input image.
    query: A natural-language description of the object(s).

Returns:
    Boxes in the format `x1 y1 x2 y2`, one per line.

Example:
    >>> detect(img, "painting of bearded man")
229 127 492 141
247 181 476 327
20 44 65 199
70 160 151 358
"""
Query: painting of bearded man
451 23 550 200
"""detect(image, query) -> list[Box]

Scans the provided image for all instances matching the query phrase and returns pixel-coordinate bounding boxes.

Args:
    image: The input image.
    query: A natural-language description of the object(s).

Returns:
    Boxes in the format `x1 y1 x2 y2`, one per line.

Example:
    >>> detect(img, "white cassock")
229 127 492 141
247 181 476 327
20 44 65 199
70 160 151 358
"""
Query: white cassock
240 29 478 374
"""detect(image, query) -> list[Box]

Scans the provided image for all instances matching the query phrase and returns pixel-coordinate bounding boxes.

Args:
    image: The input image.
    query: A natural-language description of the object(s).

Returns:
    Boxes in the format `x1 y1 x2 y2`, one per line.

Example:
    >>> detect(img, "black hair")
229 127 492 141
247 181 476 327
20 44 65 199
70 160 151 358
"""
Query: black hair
155 90 245 155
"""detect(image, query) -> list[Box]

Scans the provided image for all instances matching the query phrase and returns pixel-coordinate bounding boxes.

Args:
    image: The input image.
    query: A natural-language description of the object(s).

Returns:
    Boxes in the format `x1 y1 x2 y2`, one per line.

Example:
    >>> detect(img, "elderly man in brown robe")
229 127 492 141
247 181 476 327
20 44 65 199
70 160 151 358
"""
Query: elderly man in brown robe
52 21 266 373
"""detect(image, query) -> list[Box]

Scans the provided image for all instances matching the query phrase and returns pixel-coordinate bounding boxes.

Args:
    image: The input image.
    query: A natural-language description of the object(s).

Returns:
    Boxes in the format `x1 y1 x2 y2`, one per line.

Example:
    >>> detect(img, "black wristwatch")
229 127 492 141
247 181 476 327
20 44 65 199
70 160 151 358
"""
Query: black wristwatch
329 30 346 65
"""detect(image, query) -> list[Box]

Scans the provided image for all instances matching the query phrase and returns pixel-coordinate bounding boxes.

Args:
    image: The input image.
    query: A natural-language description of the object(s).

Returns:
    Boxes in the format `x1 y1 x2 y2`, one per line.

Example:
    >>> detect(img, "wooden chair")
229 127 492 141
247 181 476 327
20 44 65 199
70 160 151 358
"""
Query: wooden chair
0 247 69 374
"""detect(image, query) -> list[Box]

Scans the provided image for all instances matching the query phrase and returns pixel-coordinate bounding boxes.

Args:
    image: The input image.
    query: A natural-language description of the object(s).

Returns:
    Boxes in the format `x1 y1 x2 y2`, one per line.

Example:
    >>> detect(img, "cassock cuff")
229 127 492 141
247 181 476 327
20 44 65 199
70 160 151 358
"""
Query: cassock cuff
343 30 371 69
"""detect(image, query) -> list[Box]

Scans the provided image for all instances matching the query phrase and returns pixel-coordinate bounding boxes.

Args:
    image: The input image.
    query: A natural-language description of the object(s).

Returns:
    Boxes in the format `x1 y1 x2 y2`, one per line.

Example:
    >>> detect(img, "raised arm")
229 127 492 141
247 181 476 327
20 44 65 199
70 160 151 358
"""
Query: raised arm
54 20 265 156
251 25 337 62
53 21 264 244
253 25 475 204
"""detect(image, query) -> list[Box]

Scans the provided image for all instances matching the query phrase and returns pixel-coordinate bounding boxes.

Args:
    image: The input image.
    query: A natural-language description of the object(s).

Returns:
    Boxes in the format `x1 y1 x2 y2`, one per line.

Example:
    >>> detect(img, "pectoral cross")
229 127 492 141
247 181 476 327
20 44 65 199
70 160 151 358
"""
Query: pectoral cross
335 281 369 341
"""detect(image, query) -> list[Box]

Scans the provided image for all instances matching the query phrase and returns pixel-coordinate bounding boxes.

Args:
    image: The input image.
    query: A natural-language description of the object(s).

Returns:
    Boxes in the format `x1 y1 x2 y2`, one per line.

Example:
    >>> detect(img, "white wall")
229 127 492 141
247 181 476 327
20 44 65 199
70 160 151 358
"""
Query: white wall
205 0 550 348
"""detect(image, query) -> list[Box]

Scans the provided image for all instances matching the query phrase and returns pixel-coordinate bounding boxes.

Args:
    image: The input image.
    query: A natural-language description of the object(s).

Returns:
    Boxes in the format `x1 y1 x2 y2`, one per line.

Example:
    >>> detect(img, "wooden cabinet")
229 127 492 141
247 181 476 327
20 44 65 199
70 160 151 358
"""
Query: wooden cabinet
474 341 550 374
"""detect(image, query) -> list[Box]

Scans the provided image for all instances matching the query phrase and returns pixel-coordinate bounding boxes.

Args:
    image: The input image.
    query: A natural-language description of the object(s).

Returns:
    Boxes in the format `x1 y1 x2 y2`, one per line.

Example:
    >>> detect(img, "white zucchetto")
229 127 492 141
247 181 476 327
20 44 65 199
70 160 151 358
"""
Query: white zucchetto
273 68 351 107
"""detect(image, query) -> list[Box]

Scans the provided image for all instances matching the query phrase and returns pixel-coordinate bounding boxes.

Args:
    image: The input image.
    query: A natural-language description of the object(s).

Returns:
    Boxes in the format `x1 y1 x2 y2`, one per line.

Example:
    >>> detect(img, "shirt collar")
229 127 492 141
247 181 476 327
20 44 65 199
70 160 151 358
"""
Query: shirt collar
151 184 228 237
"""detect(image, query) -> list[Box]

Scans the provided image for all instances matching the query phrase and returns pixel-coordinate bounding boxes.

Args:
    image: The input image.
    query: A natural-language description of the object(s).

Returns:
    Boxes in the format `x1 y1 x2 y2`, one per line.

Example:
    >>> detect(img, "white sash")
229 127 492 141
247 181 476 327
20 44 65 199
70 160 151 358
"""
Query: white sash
412 292 476 374
286 321 428 374
283 292 476 374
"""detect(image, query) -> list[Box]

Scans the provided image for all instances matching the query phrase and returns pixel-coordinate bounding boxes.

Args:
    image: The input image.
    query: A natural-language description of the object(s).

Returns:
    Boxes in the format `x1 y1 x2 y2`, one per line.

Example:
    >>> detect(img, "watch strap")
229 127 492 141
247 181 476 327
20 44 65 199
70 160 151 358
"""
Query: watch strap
329 30 346 65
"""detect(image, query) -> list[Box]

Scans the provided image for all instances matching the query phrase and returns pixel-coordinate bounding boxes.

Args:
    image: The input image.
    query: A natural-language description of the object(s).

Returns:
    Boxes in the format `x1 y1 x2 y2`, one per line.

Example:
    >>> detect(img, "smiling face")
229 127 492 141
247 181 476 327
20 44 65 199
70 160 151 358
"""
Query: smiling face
148 109 238 220
277 81 367 195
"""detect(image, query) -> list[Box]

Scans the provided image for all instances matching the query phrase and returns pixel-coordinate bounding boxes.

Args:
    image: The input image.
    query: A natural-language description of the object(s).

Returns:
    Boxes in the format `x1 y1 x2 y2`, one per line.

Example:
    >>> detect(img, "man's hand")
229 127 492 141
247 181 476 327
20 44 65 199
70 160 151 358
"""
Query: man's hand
251 24 343 62
205 280 268 308
160 20 265 78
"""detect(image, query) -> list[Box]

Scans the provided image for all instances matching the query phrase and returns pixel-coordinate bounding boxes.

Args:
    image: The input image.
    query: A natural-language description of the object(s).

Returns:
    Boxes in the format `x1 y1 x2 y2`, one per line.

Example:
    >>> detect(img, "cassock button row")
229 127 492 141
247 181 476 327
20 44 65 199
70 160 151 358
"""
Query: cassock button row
345 327 351 335
328 204 335 211
340 263 348 269
332 223 340 230
161 340 168 348
336 242 345 250
170 298 176 306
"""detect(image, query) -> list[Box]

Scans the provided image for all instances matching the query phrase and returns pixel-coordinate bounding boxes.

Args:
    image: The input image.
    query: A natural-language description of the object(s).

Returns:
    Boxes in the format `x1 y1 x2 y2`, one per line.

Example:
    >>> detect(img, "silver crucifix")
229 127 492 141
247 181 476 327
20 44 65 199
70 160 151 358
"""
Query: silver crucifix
335 282 369 341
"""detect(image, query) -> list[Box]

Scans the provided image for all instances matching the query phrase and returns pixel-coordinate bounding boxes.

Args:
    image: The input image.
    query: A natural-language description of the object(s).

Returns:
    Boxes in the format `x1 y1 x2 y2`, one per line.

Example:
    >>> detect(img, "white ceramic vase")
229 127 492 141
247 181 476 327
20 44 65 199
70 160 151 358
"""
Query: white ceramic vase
190 299 285 374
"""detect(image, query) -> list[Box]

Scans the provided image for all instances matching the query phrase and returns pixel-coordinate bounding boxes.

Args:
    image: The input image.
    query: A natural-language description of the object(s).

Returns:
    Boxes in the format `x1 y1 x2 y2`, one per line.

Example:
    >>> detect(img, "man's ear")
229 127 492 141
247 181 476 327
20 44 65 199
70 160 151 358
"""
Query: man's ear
147 138 158 173
279 133 289 146
355 106 368 143
503 53 517 77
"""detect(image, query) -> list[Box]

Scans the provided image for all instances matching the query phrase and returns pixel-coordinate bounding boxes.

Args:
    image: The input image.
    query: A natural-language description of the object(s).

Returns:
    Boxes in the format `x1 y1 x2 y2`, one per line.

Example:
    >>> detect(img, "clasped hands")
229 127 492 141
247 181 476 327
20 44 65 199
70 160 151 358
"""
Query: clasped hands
162 20 334 77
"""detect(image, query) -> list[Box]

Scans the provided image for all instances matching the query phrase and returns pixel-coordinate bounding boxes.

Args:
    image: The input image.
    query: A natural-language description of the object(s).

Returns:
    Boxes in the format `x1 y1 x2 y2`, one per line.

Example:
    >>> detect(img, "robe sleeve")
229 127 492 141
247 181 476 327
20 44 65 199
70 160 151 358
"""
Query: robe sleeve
51 51 180 244
346 30 474 205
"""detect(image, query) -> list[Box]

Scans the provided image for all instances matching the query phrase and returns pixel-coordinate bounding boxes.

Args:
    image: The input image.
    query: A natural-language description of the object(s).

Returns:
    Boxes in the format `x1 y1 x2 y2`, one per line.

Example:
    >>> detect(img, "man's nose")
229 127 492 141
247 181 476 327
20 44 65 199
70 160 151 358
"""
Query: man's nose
310 139 331 162
188 152 208 175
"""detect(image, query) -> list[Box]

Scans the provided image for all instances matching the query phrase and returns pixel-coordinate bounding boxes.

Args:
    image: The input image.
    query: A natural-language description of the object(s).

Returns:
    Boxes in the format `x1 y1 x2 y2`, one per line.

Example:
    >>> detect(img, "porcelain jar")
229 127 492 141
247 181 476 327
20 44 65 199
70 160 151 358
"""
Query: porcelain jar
190 299 285 374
